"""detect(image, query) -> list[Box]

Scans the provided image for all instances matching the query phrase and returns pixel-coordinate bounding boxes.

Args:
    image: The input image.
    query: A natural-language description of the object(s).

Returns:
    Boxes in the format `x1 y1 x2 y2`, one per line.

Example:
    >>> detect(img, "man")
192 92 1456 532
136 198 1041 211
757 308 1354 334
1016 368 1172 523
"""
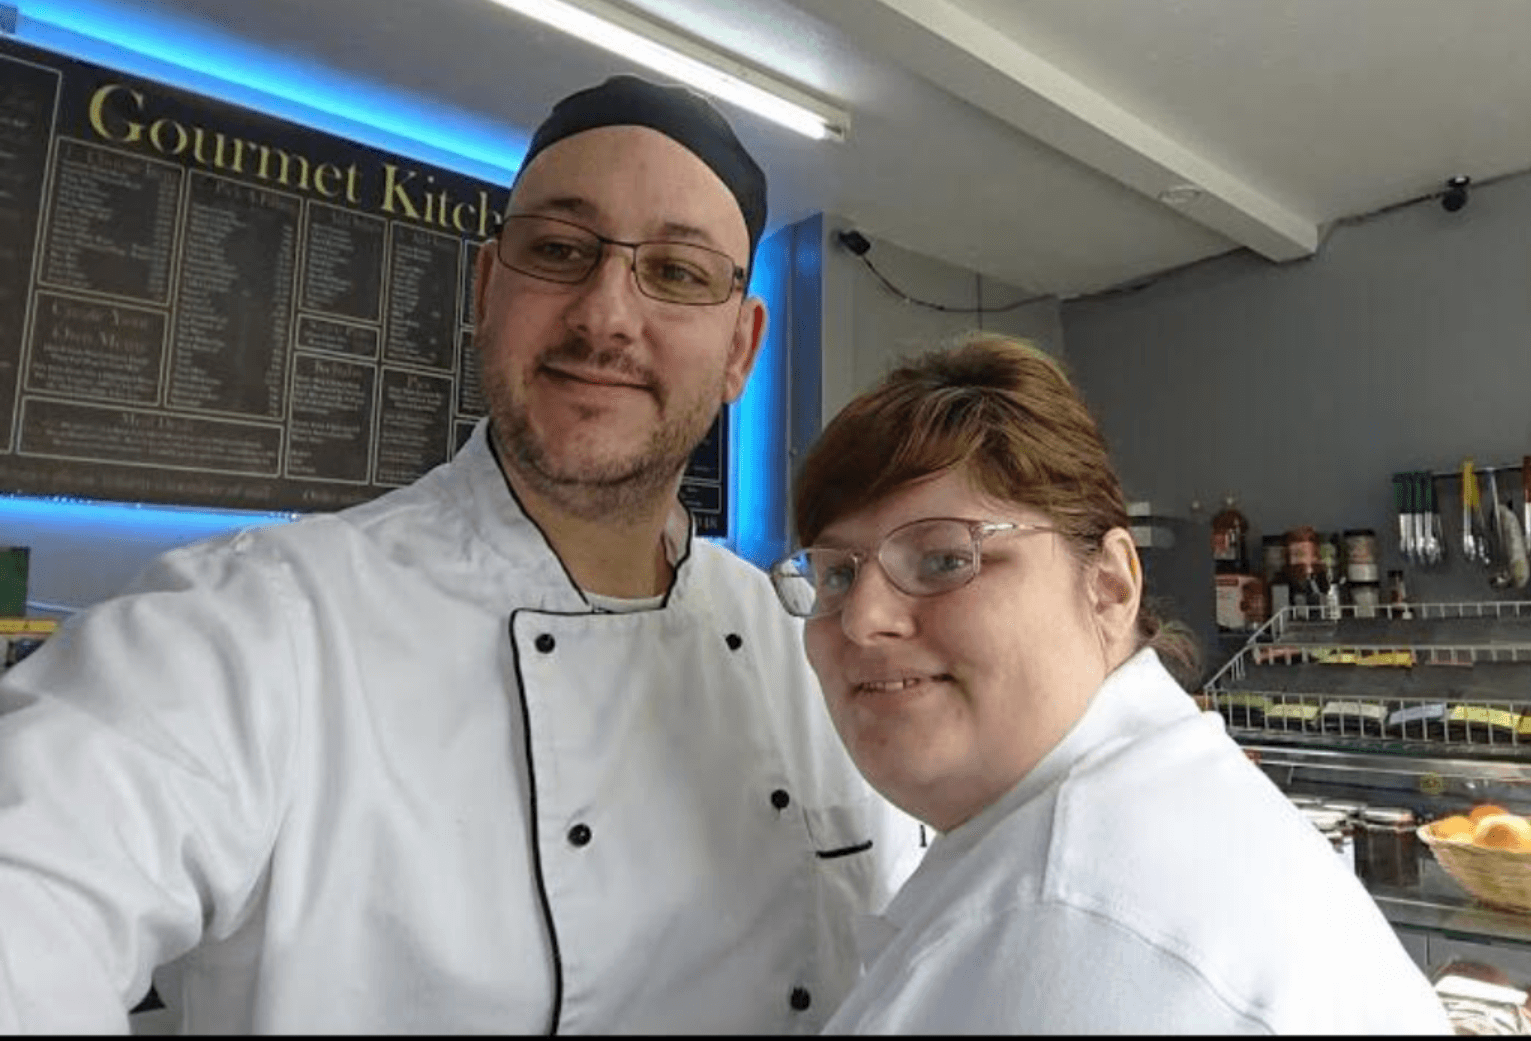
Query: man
0 75 920 1033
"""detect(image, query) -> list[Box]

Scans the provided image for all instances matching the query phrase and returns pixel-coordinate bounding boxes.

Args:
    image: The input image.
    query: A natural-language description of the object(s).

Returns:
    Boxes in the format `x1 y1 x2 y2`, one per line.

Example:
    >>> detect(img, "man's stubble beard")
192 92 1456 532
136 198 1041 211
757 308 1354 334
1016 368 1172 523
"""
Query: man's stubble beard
476 322 724 524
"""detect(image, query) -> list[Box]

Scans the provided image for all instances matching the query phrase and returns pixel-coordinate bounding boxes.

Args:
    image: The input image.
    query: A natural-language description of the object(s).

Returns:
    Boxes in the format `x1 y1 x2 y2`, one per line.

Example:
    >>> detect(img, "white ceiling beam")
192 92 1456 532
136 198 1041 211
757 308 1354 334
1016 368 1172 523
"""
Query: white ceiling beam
795 0 1318 261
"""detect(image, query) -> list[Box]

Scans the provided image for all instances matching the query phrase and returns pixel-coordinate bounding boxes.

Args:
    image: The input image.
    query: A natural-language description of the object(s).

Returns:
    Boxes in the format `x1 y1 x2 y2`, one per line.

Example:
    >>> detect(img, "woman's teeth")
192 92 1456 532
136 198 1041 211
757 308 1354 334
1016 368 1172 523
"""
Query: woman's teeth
858 675 945 693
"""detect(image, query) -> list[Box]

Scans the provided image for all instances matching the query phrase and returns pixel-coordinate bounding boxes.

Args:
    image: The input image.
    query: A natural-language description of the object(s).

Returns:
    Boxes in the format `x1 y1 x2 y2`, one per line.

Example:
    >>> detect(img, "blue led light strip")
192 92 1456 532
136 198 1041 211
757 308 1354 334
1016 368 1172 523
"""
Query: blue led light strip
15 0 528 185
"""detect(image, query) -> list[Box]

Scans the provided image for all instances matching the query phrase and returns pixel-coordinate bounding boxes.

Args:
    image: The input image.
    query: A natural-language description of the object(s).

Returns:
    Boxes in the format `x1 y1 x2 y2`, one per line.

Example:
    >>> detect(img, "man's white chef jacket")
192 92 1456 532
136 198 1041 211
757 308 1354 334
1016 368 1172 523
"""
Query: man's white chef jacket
824 648 1453 1035
0 420 922 1033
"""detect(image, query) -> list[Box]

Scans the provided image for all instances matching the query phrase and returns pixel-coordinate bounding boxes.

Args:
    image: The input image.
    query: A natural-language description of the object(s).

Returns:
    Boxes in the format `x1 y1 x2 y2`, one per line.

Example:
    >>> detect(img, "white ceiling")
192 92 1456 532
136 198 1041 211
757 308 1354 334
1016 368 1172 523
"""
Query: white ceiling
111 0 1531 299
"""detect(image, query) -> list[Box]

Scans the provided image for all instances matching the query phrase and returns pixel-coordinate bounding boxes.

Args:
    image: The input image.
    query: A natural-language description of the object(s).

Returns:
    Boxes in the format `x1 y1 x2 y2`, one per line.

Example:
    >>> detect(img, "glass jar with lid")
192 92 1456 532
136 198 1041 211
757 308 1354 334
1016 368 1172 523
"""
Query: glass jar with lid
1321 799 1368 826
1302 807 1355 871
1359 807 1419 888
1321 800 1368 877
1285 526 1322 590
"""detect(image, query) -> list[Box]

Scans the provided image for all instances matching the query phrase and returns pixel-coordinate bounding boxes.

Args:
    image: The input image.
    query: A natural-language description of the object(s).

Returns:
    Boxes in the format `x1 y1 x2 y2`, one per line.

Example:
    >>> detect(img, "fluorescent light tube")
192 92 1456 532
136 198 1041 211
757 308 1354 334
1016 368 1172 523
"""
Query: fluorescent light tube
483 0 848 141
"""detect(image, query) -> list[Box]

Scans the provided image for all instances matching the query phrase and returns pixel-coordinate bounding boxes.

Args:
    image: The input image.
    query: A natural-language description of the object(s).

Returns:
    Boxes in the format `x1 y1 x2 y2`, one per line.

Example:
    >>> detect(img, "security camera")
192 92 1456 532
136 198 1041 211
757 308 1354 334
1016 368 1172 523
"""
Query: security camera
1441 175 1471 213
837 229 871 256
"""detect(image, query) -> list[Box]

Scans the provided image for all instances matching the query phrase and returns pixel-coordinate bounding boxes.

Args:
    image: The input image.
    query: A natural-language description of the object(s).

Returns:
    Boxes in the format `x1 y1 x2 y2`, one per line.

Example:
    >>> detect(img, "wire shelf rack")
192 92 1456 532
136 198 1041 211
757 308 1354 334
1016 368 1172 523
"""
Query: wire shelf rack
1200 602 1531 758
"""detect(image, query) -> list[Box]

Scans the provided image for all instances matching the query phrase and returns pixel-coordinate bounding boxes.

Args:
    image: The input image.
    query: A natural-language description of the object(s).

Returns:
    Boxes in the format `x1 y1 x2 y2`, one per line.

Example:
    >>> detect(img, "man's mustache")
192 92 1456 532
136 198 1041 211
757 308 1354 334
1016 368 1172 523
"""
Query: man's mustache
536 336 660 393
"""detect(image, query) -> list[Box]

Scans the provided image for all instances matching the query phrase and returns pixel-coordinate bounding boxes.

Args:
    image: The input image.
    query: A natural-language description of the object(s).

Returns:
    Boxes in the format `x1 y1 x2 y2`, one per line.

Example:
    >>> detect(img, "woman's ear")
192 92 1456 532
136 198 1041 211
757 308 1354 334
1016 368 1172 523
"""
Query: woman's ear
1088 527 1143 662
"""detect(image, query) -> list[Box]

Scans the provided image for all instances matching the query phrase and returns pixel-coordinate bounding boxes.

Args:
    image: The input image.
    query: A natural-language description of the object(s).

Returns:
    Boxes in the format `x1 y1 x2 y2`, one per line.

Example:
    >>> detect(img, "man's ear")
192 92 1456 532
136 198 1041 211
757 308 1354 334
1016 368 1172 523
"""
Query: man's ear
472 240 497 327
1089 527 1143 657
722 296 767 404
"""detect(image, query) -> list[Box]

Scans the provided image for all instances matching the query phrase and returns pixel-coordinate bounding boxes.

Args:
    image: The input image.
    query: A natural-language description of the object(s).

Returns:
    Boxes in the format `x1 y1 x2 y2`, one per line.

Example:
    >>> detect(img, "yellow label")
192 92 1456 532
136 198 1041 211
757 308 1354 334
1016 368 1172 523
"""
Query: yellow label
1448 705 1520 730
1314 650 1360 665
1357 651 1416 668
1304 649 1415 668
1265 703 1320 722
0 617 57 635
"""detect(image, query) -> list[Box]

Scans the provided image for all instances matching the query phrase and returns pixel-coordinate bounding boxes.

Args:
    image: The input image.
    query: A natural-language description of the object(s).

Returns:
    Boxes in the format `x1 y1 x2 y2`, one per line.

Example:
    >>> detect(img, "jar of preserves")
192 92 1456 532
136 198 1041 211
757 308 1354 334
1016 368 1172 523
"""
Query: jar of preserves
1344 528 1379 583
1359 807 1419 888
1214 573 1268 632
1285 526 1321 586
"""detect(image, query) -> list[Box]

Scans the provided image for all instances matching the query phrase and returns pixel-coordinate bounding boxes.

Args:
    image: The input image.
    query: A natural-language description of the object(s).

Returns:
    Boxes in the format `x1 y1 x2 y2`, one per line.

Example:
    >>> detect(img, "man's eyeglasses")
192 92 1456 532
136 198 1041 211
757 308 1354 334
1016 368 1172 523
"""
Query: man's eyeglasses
491 213 746 306
769 517 1058 620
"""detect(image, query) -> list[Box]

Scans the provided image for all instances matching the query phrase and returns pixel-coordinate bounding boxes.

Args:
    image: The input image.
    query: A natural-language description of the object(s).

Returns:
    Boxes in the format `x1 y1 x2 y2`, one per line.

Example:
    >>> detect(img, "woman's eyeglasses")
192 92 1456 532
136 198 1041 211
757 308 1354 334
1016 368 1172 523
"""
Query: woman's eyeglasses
769 517 1057 620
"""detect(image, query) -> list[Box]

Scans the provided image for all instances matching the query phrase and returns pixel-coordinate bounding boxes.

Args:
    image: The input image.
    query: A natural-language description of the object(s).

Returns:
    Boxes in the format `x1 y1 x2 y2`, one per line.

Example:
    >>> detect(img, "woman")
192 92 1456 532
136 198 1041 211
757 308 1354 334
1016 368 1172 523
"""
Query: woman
770 334 1450 1034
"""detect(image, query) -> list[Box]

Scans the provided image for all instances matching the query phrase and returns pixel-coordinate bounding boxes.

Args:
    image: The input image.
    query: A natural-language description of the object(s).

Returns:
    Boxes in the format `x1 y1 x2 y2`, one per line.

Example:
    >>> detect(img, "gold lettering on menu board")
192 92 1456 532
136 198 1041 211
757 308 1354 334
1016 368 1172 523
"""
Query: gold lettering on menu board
86 82 501 233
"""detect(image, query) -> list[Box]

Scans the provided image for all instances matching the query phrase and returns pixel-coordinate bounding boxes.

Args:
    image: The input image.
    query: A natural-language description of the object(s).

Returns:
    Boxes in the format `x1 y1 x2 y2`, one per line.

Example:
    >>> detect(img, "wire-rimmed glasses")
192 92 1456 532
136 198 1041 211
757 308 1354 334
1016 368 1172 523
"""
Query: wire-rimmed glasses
769 517 1058 620
492 213 746 306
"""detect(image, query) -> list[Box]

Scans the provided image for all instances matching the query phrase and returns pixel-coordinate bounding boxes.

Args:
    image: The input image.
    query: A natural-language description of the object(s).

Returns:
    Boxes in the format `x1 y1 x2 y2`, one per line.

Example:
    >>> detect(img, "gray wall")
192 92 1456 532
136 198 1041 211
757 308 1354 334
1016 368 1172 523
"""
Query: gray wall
774 213 1064 555
1064 169 1531 605
821 219 1065 421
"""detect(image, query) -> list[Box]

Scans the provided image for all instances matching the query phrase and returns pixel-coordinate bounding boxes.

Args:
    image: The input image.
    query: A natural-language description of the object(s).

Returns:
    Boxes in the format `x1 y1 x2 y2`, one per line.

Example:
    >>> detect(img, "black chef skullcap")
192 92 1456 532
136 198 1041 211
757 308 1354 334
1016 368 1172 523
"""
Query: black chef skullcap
515 74 767 269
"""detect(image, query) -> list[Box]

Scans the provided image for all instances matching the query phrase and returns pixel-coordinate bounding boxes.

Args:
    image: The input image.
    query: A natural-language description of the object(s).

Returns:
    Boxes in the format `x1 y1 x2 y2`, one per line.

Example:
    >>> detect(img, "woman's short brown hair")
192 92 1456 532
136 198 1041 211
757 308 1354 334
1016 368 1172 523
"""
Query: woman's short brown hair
792 333 1199 683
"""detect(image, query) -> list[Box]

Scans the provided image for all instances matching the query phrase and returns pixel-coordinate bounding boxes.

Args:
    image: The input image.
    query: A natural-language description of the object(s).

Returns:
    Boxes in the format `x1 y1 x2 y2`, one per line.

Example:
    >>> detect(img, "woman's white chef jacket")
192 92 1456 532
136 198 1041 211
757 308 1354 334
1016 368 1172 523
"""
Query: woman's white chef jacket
823 648 1454 1035
0 420 922 1034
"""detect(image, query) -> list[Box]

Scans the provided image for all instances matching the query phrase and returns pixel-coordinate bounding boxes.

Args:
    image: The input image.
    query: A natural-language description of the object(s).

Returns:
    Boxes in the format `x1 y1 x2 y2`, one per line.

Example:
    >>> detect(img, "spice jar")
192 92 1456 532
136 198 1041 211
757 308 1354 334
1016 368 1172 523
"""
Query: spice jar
1359 807 1419 888
1344 528 1379 583
1285 526 1321 587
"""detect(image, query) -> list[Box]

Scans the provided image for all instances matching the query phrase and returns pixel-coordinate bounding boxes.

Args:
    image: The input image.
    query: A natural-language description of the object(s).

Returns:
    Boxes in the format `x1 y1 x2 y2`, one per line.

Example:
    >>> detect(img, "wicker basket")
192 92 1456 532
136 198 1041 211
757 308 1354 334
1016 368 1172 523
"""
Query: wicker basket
1419 824 1531 914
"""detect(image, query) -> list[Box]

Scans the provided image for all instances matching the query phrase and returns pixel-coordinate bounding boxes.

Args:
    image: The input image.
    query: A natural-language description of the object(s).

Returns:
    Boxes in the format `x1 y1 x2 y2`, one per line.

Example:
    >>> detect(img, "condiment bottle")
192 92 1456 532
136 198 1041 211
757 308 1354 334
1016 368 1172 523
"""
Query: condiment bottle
1387 569 1413 620
1211 495 1250 574
1261 535 1287 585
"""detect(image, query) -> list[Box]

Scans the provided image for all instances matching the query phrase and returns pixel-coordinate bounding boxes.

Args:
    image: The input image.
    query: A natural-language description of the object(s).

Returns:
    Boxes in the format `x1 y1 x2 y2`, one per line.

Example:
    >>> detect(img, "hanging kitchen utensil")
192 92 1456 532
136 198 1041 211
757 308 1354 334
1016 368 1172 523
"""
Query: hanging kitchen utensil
1489 467 1516 589
1489 468 1503 541
1423 471 1444 565
1396 474 1414 566
1503 495 1530 589
1523 456 1530 544
1392 473 1411 563
1487 468 1511 587
1476 468 1495 567
1462 460 1482 563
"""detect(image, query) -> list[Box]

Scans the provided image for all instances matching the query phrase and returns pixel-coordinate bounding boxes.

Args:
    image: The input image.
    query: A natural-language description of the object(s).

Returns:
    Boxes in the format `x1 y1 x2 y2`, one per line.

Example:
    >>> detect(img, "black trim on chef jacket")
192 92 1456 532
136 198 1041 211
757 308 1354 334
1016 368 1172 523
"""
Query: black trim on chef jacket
485 420 694 612
509 609 574 1035
490 419 745 1030
486 429 595 613
815 840 874 860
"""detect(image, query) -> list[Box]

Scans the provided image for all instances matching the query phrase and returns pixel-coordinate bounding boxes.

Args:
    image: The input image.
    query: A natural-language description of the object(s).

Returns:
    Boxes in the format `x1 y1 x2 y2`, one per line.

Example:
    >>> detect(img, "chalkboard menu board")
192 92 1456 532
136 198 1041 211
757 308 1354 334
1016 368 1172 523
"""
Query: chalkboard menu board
0 37 729 535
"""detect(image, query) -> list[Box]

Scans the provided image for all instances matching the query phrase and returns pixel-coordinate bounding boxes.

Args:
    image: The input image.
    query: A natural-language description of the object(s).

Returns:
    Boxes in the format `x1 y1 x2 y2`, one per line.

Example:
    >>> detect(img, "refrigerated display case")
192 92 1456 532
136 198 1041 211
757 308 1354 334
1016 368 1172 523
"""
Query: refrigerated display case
1202 600 1531 988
